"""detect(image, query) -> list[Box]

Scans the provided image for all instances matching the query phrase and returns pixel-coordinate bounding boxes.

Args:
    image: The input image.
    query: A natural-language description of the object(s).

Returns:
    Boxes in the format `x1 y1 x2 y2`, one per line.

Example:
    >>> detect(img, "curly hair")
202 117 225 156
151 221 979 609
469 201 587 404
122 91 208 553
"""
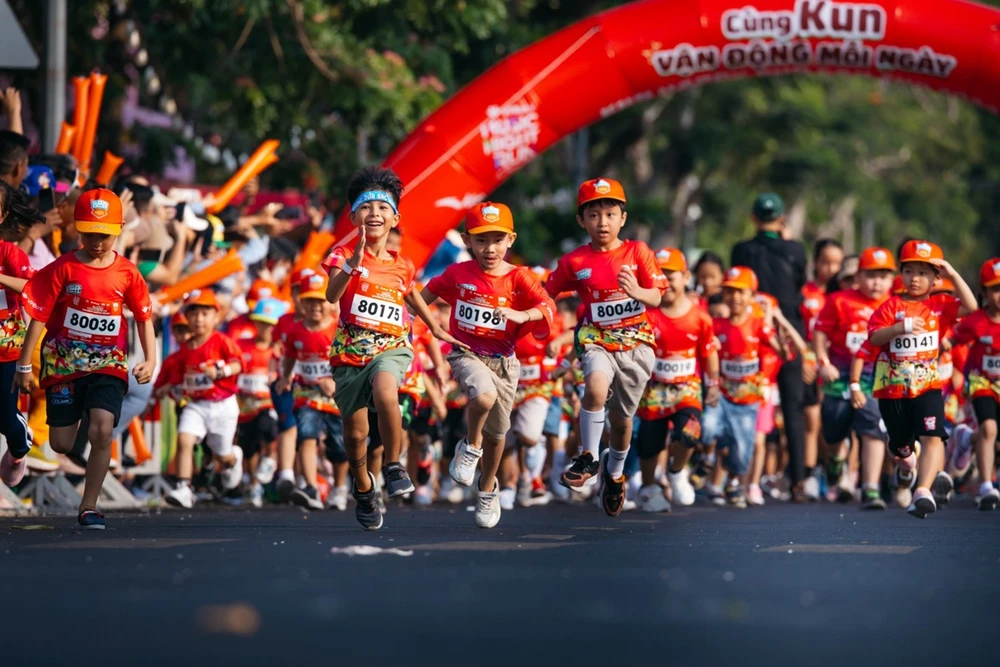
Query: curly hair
346 166 404 208
0 180 44 232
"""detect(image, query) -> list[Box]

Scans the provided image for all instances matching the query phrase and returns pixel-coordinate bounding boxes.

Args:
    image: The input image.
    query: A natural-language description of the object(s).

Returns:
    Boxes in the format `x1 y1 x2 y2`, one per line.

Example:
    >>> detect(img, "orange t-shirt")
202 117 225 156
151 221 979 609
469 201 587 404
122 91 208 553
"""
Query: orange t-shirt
952 309 1000 401
868 294 961 399
800 281 826 341
236 339 276 421
638 303 717 419
714 313 768 405
282 318 339 414
544 240 666 352
161 331 243 402
22 251 152 389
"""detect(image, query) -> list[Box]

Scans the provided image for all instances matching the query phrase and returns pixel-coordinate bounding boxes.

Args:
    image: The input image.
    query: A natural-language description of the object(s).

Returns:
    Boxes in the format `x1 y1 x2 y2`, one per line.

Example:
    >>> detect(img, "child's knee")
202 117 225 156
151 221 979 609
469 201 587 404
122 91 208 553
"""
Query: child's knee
472 391 498 411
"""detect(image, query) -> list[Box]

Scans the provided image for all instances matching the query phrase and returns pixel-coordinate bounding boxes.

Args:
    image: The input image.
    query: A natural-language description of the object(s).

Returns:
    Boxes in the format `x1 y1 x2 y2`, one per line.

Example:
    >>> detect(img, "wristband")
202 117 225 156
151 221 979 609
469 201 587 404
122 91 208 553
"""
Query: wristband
342 262 356 275
15 364 32 374
559 358 573 370
221 365 233 378
849 382 862 392
215 359 226 371
903 317 914 334
704 375 720 388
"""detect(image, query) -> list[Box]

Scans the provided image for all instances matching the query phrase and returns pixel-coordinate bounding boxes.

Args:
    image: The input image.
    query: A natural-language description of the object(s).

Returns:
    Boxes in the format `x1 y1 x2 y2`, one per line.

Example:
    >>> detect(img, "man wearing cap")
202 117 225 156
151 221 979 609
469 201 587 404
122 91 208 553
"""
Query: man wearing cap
731 193 810 498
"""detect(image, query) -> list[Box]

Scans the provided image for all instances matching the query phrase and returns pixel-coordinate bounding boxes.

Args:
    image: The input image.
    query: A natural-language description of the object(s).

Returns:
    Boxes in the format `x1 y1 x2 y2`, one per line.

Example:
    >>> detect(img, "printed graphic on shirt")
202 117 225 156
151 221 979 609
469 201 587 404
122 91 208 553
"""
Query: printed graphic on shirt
0 242 33 362
639 306 716 419
952 309 1000 401
815 289 885 397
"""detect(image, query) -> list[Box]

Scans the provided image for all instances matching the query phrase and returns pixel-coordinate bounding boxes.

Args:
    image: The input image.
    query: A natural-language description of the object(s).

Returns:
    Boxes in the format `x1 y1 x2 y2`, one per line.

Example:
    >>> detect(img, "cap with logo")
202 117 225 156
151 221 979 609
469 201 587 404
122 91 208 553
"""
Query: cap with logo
655 247 687 273
722 266 759 292
898 240 943 265
75 188 124 236
250 297 289 325
169 311 189 329
247 279 278 307
298 273 329 300
21 165 55 197
752 192 784 223
578 178 626 207
466 201 514 235
858 247 897 272
980 257 1000 288
184 288 219 311
291 267 317 288
932 277 955 294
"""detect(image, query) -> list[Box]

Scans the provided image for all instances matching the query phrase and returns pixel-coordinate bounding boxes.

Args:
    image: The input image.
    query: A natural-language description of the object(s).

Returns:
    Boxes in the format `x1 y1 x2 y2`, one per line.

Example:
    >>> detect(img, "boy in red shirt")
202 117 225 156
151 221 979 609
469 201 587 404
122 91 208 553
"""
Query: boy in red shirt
323 167 459 530
636 248 719 513
276 273 344 511
158 289 244 509
867 240 977 518
423 201 555 527
13 189 156 530
544 178 666 516
951 257 1000 510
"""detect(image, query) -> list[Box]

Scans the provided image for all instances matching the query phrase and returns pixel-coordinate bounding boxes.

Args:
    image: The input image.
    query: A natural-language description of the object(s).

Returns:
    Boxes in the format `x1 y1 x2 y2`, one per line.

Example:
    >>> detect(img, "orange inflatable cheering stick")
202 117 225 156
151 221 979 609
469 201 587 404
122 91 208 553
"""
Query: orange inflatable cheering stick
153 249 245 304
95 151 125 186
206 140 280 214
70 76 90 159
293 231 336 274
55 123 76 154
77 72 108 173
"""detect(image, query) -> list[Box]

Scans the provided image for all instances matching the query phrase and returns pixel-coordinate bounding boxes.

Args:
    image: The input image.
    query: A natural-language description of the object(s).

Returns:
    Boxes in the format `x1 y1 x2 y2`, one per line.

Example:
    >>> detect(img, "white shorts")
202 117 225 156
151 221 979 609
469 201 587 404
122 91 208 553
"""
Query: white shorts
509 396 550 447
178 395 240 456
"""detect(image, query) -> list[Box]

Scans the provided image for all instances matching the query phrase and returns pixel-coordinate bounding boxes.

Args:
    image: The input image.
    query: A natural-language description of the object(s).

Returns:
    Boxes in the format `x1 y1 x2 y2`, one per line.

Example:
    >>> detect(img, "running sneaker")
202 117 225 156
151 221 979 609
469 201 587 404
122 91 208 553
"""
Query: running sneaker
860 486 886 510
382 462 415 498
637 484 671 513
746 483 765 506
276 476 295 502
825 456 845 487
948 424 974 477
725 480 747 509
516 473 534 507
499 487 516 511
438 478 465 505
415 446 434 486
599 450 626 517
221 447 244 491
289 485 323 511
0 450 27 487
476 480 501 529
449 438 482 487
255 456 277 485
166 484 195 509
327 485 348 511
413 485 433 506
907 488 936 519
892 468 915 508
835 471 856 504
706 483 726 506
975 484 999 511
248 483 264 508
667 467 696 506
529 478 552 506
353 472 383 531
560 451 599 490
931 471 954 507
77 509 106 530
221 488 244 506
802 474 820 502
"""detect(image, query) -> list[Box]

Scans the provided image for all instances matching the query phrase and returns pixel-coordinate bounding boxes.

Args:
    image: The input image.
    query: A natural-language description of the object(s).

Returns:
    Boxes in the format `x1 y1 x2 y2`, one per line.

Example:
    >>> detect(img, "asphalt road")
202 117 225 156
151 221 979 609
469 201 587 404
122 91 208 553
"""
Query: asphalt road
2 501 998 667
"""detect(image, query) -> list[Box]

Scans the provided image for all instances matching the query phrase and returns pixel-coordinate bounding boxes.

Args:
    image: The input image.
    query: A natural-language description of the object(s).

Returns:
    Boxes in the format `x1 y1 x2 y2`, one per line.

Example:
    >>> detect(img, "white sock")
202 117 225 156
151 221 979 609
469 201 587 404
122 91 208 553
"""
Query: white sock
551 449 567 486
579 408 605 458
528 443 546 478
607 446 628 479
278 469 295 484
980 481 995 496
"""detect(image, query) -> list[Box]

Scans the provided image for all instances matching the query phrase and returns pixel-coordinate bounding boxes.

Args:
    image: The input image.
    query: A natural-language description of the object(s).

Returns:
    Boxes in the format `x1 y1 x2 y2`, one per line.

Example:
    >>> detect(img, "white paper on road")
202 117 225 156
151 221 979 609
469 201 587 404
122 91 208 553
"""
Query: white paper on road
330 545 414 557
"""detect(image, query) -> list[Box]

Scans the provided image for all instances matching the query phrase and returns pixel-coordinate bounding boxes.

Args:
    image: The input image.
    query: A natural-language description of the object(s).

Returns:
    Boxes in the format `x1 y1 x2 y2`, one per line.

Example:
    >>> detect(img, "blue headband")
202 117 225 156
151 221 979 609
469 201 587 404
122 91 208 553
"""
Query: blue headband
351 190 397 214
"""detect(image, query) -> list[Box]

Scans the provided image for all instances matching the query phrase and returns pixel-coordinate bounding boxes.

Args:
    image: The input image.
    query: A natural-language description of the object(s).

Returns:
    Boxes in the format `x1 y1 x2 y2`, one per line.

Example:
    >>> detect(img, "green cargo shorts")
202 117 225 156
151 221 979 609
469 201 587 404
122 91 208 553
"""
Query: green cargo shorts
332 346 414 418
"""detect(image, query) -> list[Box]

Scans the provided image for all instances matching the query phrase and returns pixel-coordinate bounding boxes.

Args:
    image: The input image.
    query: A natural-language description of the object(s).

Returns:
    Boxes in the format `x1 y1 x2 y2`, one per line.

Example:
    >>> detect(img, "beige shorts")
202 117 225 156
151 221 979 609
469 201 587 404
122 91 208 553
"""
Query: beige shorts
581 343 655 418
509 395 550 446
447 349 518 441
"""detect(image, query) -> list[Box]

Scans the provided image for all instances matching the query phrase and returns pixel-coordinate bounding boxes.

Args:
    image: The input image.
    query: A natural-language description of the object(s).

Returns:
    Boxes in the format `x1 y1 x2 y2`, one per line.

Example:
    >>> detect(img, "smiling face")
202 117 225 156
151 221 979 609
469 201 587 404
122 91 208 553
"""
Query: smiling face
463 230 515 271
301 296 331 325
577 201 625 249
722 286 752 314
351 195 399 245
660 270 689 307
901 262 937 298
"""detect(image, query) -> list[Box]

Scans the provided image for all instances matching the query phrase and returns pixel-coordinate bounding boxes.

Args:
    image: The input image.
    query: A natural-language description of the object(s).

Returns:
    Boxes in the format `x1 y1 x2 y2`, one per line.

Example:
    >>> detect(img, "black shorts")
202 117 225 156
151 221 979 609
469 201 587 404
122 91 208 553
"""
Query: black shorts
46 374 127 428
879 390 948 458
237 410 278 458
440 407 467 459
804 381 819 407
636 408 702 459
972 395 999 425
821 394 888 444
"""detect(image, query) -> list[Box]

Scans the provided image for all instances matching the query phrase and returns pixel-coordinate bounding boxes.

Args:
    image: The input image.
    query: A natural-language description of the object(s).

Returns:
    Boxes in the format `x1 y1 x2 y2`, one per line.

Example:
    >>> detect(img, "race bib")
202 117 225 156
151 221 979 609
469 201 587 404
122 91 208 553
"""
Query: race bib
295 360 331 383
983 355 1000 377
183 372 213 392
238 373 270 395
519 364 541 382
653 357 697 383
456 295 507 339
348 280 405 336
64 307 121 338
721 358 759 379
890 331 938 356
590 293 644 327
845 331 867 353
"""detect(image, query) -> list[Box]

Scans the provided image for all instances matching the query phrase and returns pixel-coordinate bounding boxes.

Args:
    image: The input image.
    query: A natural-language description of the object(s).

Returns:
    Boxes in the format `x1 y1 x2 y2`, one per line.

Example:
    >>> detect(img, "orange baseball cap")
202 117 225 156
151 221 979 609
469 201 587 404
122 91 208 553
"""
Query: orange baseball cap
578 178 626 207
290 267 317 289
298 273 328 300
723 266 758 291
980 258 1000 288
466 201 514 235
858 247 897 272
655 247 687 272
899 240 943 265
184 289 219 310
932 277 955 294
247 279 278 306
75 188 124 235
170 311 189 328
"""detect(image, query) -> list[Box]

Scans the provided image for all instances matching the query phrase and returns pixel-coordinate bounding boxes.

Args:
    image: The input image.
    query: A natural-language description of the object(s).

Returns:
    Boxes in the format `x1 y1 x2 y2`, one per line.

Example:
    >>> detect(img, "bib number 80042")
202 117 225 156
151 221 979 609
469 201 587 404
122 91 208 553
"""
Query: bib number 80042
591 299 642 324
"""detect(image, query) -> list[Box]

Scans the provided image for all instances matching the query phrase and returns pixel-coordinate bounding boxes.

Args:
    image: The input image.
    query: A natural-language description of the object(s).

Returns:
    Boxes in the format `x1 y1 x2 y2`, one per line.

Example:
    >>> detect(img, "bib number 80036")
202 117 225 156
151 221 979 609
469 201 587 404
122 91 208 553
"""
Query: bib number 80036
65 308 120 336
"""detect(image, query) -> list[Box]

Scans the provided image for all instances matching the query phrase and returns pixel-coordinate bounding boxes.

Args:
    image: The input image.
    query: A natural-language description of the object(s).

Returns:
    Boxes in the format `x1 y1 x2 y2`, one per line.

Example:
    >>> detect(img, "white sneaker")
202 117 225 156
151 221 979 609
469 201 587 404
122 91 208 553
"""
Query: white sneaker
255 456 276 484
439 478 465 504
221 447 244 491
248 483 264 508
836 470 857 503
414 485 433 506
667 467 696 506
327 485 348 511
746 483 766 506
449 439 482 487
476 482 501 528
499 487 515 511
166 484 195 509
516 474 534 507
637 484 671 513
803 475 820 501
976 485 999 511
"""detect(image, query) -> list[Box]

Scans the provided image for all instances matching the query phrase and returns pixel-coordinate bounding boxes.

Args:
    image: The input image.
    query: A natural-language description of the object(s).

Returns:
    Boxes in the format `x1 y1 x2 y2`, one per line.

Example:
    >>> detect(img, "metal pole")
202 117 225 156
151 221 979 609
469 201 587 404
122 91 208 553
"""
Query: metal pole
43 0 67 152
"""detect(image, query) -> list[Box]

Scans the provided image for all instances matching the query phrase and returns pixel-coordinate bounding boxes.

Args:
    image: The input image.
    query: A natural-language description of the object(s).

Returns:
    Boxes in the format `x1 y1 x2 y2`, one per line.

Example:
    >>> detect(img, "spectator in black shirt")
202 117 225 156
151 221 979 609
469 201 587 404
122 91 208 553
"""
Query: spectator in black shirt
731 193 811 501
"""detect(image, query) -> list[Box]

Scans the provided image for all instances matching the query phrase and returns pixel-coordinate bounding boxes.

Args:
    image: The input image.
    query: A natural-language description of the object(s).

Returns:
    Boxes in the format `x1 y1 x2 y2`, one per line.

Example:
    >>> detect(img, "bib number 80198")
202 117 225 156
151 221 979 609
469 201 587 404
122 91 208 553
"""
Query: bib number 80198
457 303 504 330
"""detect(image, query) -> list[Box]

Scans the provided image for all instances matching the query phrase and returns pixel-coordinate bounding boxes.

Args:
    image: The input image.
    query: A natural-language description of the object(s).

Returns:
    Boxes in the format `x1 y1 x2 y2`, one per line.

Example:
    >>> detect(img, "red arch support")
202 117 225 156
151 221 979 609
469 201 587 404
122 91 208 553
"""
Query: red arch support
333 0 1000 269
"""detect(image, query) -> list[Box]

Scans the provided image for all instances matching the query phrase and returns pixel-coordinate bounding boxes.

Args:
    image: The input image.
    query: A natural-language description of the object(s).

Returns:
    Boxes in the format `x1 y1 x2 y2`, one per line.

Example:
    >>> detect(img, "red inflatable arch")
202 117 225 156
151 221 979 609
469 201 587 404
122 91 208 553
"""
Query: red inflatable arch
332 0 1000 269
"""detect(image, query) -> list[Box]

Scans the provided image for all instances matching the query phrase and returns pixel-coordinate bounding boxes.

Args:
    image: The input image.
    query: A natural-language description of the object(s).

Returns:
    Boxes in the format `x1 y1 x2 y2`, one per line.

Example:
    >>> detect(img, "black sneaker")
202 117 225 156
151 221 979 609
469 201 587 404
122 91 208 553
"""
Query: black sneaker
560 451 599 490
599 451 626 517
382 462 415 498
277 477 295 502
930 471 954 507
353 472 384 531
725 482 747 509
860 487 886 510
78 509 106 530
825 457 845 487
289 485 323 511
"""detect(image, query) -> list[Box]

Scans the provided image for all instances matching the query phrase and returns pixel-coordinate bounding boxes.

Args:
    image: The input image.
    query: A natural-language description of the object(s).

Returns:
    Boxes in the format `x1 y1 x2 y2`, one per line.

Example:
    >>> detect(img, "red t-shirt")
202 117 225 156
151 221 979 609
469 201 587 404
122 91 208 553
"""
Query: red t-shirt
22 252 152 389
800 281 826 341
282 318 339 414
638 303 717 419
951 309 1000 401
425 261 555 358
0 241 34 362
714 314 768 405
227 313 257 343
814 288 886 397
161 331 242 401
545 240 666 351
868 294 961 399
236 338 275 421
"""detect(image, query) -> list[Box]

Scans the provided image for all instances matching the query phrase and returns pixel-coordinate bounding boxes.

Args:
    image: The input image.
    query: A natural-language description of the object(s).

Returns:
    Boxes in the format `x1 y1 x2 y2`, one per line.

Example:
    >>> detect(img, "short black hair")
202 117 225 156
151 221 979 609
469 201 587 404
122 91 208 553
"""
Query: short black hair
556 294 580 312
0 180 44 232
388 227 402 237
577 198 626 218
217 205 241 228
0 131 30 178
125 182 154 215
707 292 725 306
346 166 404 208
813 237 843 262
694 250 725 274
